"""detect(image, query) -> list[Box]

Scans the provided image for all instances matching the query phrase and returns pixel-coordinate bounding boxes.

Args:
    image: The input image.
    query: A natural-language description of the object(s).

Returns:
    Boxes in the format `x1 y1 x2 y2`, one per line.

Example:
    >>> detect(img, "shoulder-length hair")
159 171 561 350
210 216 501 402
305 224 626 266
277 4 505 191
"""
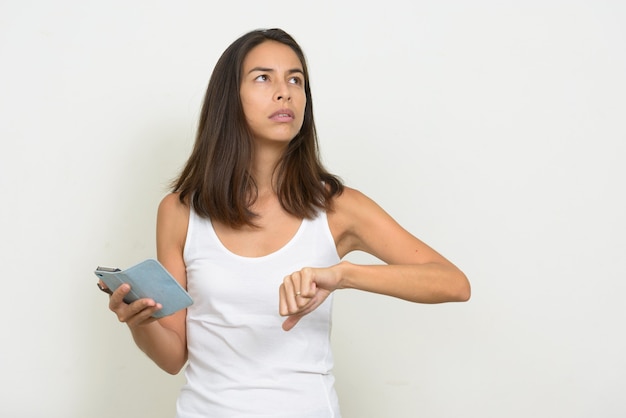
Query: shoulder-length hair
172 28 343 227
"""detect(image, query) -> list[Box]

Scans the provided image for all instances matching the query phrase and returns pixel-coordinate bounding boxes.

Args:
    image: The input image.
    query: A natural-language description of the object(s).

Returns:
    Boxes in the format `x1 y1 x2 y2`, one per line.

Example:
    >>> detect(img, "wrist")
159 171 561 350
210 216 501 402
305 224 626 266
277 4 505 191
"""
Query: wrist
335 260 354 290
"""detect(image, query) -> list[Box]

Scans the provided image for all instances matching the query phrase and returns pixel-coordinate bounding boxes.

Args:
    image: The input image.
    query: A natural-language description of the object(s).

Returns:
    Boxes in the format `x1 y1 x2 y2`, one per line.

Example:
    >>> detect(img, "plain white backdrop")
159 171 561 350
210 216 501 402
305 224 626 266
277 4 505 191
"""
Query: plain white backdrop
1 1 625 417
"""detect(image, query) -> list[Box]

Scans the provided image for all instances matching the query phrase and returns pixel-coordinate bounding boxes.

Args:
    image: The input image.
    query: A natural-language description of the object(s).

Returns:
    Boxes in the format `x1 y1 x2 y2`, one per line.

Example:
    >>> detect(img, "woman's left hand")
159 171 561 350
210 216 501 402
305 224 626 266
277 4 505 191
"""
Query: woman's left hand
279 265 341 331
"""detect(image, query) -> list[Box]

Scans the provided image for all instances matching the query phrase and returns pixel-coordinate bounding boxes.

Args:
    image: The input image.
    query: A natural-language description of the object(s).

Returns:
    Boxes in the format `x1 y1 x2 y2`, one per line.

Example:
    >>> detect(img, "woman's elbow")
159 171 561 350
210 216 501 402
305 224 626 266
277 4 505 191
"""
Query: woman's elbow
151 350 187 375
453 271 471 302
161 358 187 375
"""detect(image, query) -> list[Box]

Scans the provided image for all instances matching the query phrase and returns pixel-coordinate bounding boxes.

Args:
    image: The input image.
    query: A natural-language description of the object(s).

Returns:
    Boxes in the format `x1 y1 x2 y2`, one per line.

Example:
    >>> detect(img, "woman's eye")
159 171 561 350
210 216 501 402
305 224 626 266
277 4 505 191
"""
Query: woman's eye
289 76 303 85
254 75 268 82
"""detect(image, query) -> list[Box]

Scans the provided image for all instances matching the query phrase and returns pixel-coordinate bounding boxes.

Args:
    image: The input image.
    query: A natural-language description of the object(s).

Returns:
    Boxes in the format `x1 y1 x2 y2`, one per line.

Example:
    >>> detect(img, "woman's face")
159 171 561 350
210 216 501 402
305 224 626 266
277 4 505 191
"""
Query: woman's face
240 41 306 146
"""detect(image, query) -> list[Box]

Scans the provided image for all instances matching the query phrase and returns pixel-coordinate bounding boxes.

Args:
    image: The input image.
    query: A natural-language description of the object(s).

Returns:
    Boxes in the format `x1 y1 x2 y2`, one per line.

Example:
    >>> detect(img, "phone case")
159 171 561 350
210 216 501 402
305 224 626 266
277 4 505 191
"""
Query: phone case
94 258 193 318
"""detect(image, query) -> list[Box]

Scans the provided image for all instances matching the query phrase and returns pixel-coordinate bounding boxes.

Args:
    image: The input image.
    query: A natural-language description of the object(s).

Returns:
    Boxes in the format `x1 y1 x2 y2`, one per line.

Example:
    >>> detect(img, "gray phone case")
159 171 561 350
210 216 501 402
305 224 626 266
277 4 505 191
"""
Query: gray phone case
95 258 193 318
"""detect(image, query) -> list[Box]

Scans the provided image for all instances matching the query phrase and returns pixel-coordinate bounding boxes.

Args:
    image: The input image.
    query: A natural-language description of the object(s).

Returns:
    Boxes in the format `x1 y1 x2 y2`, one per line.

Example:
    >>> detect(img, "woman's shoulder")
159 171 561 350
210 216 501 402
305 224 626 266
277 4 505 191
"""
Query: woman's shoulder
330 185 403 235
332 186 379 217
157 192 190 239
159 192 189 215
328 186 383 251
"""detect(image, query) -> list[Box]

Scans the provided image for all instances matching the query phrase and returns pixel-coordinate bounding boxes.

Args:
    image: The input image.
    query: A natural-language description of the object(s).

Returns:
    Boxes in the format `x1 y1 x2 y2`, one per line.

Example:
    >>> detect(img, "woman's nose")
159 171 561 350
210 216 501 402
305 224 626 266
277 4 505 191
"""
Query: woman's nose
274 81 291 102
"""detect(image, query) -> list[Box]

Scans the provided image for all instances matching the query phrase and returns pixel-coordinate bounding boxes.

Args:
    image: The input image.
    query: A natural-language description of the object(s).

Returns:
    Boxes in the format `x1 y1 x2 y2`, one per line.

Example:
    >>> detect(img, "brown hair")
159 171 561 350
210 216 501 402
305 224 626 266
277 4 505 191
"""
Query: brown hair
173 28 343 227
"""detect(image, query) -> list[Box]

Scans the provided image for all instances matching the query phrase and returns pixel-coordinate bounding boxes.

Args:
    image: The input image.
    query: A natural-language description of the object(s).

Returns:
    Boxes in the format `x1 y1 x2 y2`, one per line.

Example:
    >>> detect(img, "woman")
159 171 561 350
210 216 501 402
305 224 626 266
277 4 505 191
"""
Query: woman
105 28 470 418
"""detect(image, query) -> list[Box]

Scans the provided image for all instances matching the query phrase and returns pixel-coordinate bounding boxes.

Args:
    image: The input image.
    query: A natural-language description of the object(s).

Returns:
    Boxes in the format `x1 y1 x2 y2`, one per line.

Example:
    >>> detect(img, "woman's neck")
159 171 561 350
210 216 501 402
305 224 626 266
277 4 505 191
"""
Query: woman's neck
250 141 288 194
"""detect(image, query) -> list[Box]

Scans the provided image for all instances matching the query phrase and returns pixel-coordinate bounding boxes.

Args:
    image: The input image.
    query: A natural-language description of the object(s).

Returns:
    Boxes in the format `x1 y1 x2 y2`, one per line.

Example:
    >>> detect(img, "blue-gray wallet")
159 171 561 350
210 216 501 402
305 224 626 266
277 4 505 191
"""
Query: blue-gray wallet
94 258 193 318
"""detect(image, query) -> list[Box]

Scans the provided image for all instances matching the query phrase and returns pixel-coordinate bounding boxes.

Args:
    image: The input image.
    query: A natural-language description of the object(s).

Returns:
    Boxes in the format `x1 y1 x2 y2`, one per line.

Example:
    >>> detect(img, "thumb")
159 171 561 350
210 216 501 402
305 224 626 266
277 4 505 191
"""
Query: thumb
282 314 303 331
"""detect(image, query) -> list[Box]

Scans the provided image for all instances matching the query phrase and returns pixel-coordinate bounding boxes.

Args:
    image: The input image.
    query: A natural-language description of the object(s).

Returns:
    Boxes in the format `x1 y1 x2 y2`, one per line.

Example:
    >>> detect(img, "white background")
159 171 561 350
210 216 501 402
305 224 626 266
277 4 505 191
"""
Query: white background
1 1 625 417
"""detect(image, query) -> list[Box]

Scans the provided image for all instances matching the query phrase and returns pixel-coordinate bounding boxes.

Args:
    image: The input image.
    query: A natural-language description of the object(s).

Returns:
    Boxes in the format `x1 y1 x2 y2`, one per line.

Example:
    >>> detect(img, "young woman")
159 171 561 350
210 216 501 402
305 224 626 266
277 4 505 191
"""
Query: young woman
104 28 470 418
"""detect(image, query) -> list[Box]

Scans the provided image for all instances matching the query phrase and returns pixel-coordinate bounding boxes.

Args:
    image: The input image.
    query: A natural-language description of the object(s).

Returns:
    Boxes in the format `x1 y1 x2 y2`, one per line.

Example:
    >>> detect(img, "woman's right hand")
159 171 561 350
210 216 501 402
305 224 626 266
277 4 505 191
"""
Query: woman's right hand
105 282 163 328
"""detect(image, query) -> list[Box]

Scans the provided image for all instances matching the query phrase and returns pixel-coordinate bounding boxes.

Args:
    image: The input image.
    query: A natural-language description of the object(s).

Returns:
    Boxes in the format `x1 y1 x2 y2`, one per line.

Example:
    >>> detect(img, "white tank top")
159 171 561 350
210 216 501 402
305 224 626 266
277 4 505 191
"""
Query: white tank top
176 208 342 418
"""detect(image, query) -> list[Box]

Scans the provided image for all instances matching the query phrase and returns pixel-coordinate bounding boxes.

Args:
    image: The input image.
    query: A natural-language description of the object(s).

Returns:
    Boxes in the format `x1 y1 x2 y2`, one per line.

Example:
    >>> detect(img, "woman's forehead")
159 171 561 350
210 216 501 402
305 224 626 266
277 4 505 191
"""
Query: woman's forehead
242 41 304 72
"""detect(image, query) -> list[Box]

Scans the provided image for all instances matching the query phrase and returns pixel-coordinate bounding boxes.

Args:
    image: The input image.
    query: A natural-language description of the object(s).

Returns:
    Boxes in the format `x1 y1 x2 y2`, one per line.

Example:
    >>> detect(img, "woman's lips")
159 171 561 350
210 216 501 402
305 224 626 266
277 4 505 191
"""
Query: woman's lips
269 109 295 122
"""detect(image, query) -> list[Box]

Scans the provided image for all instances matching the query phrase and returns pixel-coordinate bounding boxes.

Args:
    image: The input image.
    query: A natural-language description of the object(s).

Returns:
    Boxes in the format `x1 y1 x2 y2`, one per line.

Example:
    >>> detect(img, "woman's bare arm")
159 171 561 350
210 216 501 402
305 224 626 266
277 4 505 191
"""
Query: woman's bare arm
107 193 189 374
279 187 470 330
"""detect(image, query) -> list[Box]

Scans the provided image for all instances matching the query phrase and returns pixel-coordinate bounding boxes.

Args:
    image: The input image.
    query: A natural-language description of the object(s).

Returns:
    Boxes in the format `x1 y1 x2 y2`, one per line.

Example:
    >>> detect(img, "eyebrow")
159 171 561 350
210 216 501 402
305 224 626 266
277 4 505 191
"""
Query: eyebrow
247 67 305 76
